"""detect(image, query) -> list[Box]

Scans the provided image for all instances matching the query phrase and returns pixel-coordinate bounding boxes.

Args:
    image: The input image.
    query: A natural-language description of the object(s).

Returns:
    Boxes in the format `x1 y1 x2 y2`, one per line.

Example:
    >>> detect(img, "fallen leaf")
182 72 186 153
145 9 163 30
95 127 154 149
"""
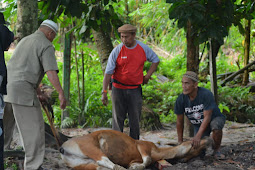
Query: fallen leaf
238 139 249 143
223 159 240 164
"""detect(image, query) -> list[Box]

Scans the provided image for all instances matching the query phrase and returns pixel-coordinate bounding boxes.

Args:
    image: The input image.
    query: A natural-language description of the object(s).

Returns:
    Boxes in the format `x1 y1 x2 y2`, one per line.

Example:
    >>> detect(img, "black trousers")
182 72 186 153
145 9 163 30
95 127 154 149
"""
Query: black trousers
111 86 143 140
0 119 3 170
0 93 4 170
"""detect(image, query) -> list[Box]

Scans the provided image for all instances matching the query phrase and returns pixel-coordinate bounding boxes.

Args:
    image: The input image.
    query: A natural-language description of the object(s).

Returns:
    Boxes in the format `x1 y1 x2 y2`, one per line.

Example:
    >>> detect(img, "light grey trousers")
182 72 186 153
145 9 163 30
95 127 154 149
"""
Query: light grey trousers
4 102 45 170
111 86 143 140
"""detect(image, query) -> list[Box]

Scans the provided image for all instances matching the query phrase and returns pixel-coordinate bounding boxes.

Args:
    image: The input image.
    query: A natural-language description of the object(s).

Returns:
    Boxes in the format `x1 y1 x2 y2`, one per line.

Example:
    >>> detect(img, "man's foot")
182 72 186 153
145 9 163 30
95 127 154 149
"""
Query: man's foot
213 151 226 160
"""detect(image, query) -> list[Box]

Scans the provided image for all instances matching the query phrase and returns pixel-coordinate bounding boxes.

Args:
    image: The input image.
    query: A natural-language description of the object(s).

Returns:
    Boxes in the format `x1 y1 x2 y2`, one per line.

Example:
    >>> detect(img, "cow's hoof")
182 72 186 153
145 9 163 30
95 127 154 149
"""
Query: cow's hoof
113 164 127 170
128 164 145 170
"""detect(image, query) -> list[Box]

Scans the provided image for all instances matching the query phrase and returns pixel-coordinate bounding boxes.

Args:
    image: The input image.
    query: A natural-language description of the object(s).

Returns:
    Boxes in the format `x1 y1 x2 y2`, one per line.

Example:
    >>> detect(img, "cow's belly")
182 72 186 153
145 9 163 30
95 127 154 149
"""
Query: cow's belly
98 136 143 166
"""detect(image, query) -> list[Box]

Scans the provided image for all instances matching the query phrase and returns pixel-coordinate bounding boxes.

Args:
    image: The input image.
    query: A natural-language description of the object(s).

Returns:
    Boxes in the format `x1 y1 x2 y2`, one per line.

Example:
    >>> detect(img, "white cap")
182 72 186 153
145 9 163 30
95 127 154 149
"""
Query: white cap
40 19 58 33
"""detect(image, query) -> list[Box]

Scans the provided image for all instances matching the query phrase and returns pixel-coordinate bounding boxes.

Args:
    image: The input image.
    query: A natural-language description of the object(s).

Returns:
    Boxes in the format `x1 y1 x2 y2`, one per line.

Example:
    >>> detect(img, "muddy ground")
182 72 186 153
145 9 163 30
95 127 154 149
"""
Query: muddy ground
4 121 255 170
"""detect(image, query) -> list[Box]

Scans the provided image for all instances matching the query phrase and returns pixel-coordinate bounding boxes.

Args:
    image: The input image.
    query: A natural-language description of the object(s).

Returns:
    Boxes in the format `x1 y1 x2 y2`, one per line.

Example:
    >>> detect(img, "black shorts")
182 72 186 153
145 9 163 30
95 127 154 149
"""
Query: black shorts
194 116 226 137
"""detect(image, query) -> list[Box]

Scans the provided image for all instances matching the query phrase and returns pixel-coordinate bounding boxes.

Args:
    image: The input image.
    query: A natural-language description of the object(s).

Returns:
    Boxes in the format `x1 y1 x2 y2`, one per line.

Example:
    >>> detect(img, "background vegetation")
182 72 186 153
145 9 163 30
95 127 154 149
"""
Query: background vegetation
2 0 255 129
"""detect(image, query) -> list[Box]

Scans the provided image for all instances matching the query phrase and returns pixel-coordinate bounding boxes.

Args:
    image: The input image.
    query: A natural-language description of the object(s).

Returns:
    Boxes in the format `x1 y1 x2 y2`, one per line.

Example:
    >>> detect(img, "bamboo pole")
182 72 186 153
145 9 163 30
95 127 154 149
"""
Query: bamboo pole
221 59 255 86
41 102 62 148
72 18 81 109
62 33 71 122
242 19 251 85
81 50 85 111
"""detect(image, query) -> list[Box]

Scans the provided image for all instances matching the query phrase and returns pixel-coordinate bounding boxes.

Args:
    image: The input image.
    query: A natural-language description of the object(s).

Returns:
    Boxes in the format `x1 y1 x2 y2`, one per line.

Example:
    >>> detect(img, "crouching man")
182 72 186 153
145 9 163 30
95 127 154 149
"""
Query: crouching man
174 71 226 159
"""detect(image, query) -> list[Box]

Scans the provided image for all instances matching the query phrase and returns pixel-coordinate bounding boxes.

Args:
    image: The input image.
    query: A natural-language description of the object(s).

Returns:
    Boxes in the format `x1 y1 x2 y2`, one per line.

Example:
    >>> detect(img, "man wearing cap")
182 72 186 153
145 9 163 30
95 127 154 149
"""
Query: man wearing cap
3 19 66 169
0 12 15 170
101 24 159 140
174 71 226 159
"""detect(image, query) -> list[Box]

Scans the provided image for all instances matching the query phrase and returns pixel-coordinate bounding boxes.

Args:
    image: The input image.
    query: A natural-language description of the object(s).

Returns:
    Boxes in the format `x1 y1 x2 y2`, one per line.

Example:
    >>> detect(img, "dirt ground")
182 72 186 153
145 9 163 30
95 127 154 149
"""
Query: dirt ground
4 121 255 170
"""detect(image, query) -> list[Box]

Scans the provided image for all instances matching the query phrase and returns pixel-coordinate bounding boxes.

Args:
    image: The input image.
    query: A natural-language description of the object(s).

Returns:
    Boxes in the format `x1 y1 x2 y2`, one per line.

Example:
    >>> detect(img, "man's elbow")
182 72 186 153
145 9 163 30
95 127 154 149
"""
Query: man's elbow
46 70 57 74
154 61 160 65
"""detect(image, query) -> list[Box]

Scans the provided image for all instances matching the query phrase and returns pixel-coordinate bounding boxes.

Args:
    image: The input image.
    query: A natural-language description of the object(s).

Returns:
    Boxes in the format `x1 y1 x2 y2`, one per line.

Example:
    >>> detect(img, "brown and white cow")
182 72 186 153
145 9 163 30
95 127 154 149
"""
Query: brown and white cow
60 130 213 170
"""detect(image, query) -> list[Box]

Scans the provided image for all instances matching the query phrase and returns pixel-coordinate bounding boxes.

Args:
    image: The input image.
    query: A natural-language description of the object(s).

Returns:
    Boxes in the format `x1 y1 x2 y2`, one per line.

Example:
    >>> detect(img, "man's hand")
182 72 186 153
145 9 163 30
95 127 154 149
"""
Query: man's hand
101 93 108 106
46 70 67 110
191 110 212 149
143 75 152 84
59 92 67 110
192 135 201 149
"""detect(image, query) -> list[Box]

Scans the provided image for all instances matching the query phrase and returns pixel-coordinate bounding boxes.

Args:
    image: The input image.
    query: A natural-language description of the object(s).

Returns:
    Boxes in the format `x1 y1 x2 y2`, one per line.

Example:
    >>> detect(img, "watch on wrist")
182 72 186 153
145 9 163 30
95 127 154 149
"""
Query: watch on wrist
101 90 107 94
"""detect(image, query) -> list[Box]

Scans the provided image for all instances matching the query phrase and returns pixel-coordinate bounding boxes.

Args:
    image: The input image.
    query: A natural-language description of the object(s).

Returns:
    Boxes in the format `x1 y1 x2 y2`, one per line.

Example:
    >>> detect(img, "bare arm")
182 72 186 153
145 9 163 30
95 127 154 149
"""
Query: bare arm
176 114 184 144
46 70 67 110
143 62 159 84
101 73 112 106
192 110 212 148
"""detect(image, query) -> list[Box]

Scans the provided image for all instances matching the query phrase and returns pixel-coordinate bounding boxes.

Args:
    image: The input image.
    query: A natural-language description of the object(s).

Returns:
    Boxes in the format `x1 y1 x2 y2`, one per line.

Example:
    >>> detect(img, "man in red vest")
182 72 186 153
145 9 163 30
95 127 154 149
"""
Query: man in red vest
101 24 159 139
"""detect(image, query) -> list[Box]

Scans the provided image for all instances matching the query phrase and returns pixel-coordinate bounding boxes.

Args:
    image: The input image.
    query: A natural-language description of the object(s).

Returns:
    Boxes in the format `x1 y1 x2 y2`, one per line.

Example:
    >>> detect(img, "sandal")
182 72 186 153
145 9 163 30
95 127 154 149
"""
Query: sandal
213 151 226 160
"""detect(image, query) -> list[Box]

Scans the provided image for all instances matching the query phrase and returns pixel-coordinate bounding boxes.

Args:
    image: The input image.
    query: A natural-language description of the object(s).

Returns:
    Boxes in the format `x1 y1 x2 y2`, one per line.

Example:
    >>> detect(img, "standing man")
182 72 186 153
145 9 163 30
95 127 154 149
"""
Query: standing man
0 12 15 170
3 19 66 170
174 71 226 159
101 24 159 140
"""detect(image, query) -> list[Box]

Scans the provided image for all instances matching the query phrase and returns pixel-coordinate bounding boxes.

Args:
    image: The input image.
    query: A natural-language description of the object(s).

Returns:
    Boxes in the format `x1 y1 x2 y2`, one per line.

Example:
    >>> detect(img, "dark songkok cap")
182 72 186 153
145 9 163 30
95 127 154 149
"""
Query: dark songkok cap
118 24 137 33
183 71 198 82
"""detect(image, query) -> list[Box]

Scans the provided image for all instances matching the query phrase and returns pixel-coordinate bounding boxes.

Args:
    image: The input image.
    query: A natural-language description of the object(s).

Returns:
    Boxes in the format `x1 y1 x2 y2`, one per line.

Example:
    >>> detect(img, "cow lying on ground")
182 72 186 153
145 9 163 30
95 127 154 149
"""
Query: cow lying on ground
60 130 213 170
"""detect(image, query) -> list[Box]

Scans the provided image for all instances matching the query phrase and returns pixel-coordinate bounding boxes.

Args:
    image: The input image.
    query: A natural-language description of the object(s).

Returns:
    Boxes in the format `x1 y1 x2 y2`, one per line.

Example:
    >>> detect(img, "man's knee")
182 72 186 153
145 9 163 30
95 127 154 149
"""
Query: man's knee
210 116 225 131
212 129 222 136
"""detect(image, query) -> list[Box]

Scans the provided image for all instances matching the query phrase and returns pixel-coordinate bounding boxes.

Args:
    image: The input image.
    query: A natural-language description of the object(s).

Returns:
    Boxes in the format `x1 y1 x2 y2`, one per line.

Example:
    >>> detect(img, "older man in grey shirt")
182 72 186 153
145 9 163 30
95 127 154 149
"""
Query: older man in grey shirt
4 20 66 170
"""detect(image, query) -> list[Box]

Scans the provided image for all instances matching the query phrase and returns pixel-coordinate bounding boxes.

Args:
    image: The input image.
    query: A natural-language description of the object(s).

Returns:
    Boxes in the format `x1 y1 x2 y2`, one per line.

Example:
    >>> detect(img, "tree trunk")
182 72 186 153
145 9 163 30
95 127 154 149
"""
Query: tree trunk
92 28 114 74
140 105 163 131
185 20 199 137
209 39 221 104
186 21 199 73
125 0 129 20
242 19 251 85
17 0 38 40
62 33 71 124
73 34 81 109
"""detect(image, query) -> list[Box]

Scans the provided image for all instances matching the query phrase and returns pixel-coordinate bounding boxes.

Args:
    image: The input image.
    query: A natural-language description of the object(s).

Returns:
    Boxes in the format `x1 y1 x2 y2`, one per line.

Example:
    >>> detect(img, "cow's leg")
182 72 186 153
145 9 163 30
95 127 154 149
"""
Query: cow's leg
61 138 127 170
73 163 101 170
128 142 152 170
73 163 114 170
78 147 127 170
75 149 126 170
179 137 213 162
97 156 126 169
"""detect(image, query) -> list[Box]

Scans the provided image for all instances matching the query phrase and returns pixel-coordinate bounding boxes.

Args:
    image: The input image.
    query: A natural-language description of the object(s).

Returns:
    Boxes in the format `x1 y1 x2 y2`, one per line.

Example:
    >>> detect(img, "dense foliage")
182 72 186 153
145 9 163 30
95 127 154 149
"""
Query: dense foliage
2 0 255 129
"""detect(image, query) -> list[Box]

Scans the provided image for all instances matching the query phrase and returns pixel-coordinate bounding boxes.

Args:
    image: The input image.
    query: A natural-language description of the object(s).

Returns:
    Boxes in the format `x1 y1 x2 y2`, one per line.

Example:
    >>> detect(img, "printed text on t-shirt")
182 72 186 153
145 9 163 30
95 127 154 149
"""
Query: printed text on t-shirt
185 104 204 125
